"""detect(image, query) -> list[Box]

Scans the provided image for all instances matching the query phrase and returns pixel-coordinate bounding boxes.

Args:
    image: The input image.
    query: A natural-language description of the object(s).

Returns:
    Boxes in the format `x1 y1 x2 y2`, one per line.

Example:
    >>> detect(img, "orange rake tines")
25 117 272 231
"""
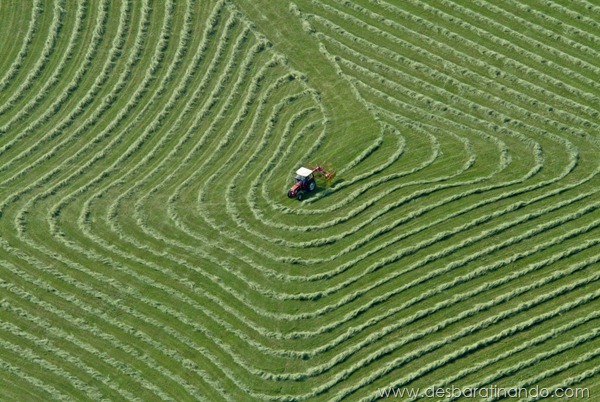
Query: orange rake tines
311 163 336 185
322 170 336 184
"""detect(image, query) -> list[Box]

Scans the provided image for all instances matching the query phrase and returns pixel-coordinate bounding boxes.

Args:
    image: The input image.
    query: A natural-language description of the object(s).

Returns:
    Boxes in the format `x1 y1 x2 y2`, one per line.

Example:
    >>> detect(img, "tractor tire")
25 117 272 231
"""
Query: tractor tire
308 179 316 192
297 192 303 201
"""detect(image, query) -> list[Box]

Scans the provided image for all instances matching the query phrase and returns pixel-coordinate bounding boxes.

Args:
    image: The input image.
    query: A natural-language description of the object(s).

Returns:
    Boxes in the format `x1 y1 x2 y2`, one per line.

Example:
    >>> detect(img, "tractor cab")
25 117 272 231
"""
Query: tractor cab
294 167 315 185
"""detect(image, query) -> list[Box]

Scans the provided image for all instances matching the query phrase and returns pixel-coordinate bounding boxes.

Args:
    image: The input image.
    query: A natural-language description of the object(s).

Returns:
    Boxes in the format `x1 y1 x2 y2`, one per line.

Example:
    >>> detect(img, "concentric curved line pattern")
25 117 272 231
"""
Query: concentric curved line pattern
0 0 105 174
0 0 66 118
0 0 42 94
423 310 600 402
0 0 598 400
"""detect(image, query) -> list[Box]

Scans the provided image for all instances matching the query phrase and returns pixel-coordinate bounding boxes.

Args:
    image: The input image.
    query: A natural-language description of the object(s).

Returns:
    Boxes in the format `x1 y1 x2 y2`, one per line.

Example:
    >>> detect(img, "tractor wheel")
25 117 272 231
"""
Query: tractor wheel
297 192 303 201
308 180 316 192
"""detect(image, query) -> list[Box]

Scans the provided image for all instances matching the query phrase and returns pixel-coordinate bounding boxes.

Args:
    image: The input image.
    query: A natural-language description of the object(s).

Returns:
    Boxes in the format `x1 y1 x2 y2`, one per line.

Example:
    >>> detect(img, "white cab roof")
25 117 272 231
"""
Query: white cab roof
295 167 314 177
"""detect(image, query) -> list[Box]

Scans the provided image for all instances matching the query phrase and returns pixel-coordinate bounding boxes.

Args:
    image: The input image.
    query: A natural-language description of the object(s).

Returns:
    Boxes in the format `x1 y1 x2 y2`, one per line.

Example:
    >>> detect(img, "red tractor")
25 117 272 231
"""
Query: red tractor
288 166 336 200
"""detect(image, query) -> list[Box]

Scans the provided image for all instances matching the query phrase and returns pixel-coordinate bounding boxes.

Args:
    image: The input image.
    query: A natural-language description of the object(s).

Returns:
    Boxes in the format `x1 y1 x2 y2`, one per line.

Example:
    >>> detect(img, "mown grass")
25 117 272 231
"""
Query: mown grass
0 0 598 400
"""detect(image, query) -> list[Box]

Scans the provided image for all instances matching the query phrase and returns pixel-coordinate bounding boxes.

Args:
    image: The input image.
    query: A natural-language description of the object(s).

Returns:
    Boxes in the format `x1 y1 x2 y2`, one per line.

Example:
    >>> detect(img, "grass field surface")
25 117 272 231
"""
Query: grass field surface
0 0 598 400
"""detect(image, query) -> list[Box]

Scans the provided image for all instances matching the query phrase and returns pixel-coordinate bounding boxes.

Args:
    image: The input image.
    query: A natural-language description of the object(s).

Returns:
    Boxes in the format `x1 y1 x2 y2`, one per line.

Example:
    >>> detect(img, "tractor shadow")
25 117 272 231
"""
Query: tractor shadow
298 180 342 201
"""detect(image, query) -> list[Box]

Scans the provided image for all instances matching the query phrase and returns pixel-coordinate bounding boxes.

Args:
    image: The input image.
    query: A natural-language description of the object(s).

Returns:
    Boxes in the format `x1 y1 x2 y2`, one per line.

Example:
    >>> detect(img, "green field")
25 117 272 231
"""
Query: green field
0 0 598 400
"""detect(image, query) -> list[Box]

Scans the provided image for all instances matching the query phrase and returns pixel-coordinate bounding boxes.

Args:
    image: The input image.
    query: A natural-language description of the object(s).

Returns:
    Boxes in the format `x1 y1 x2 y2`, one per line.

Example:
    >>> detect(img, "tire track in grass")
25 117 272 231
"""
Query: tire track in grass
95 107 592 340
185 66 504 258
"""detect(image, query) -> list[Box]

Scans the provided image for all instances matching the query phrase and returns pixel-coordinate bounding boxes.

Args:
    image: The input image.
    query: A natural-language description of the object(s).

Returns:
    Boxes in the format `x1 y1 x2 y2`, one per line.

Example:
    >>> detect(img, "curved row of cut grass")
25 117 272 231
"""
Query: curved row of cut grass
0 0 242 399
424 309 600 402
45 2 596 396
0 0 66 118
5 0 352 398
0 0 109 176
43 14 300 396
1 0 598 399
0 0 42 94
316 0 600 123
